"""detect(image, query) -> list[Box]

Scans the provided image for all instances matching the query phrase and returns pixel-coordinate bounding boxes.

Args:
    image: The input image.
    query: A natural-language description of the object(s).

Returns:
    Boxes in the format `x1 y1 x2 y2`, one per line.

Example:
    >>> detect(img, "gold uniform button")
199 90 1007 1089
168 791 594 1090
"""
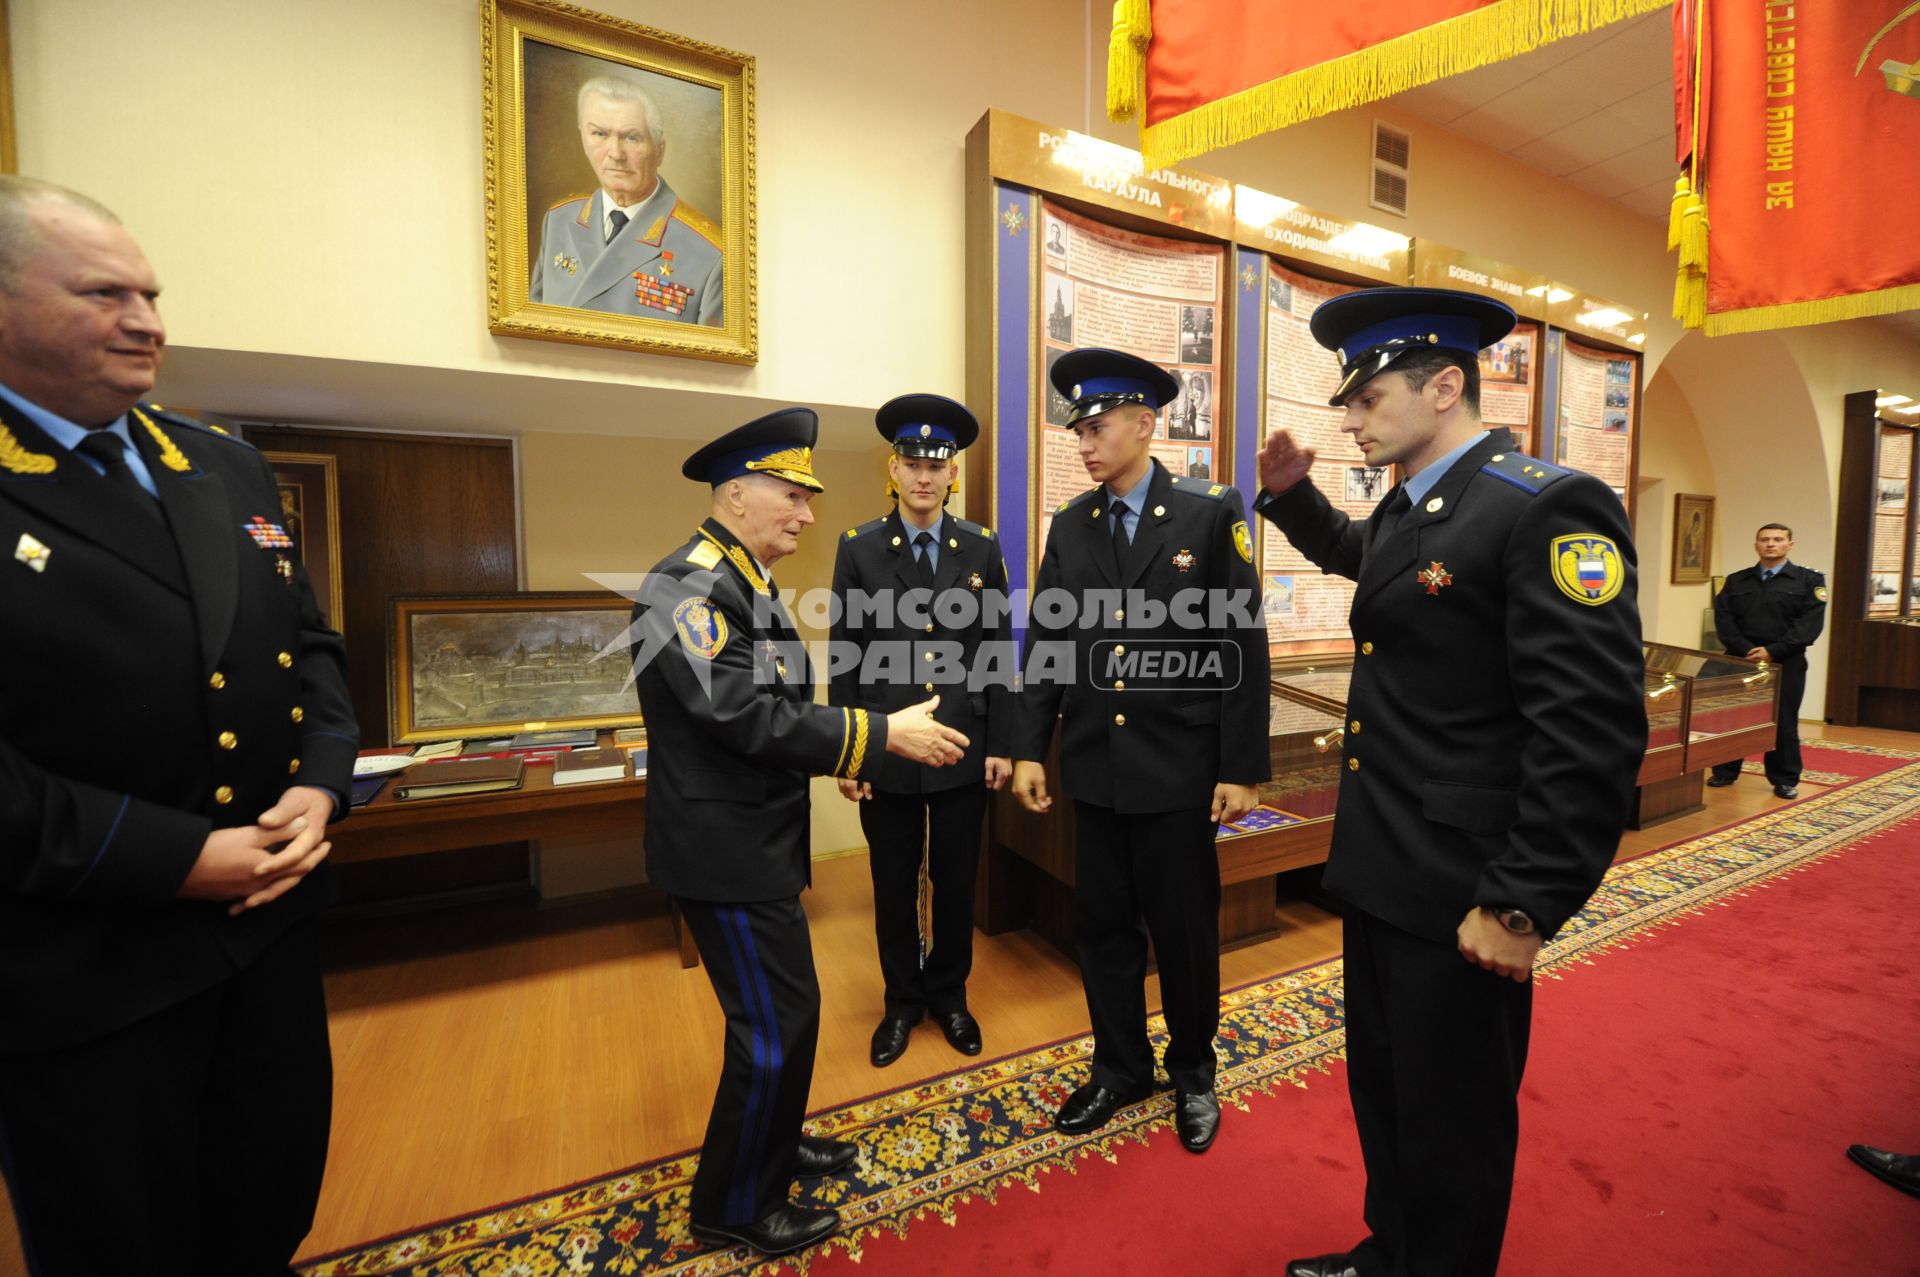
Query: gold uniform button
214 785 234 805
924 623 935 633
290 707 304 724
1113 609 1125 622
209 672 226 690
1361 641 1374 655
288 759 301 775
924 652 934 662
1113 679 1126 691
924 681 934 692
277 651 293 668
218 731 237 750
1491 454 1505 462
1114 713 1126 726
1114 644 1126 656
1347 758 1360 772
1350 720 1361 733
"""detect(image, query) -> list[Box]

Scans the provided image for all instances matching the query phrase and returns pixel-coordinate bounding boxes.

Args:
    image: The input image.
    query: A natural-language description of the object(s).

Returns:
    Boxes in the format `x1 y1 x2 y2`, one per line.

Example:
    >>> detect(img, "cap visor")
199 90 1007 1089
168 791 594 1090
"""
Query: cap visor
1328 350 1400 407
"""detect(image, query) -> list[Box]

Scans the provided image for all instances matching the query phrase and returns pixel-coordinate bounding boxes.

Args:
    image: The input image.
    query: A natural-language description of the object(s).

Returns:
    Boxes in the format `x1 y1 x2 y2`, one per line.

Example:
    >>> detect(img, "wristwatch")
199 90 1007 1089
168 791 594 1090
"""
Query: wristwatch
1491 907 1536 936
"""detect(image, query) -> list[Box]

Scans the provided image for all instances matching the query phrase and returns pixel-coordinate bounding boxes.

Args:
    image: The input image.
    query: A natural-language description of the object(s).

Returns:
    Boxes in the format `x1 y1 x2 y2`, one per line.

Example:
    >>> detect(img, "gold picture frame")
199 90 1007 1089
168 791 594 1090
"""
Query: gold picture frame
482 0 756 363
1673 492 1715 585
261 451 345 633
388 592 642 743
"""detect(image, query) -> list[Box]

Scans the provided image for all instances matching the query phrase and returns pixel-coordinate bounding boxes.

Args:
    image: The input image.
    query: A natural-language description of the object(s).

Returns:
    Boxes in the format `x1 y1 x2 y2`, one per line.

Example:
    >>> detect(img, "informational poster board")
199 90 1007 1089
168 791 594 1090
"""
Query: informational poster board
1477 321 1539 454
1875 424 1913 616
1034 201 1225 553
1553 337 1639 506
1258 262 1373 654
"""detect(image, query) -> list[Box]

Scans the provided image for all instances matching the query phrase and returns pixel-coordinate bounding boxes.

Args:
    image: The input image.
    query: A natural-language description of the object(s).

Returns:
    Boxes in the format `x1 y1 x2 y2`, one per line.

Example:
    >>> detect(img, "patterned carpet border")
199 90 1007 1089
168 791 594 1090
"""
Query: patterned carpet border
300 745 1920 1276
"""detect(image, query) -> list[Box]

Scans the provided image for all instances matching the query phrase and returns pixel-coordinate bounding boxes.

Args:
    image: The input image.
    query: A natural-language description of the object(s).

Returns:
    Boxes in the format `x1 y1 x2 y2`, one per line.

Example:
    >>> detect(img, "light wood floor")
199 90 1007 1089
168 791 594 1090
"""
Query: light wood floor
0 722 1909 1273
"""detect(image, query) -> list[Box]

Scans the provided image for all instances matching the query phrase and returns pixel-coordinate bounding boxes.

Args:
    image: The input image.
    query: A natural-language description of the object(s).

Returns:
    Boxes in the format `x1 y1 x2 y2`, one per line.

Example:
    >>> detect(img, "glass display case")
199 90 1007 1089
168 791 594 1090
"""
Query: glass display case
1643 641 1779 774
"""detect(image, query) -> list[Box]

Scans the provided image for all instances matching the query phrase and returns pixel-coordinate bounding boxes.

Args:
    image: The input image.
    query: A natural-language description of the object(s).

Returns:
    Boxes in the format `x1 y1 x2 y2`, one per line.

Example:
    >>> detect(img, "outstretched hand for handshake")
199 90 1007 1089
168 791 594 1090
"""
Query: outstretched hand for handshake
884 695 969 767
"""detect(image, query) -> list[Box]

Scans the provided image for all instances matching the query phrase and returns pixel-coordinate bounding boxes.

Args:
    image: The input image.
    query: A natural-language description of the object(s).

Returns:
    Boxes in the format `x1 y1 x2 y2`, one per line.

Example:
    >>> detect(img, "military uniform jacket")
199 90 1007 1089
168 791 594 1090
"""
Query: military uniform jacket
1714 561 1826 666
632 519 888 902
1257 429 1645 942
827 509 1014 793
0 402 358 1055
1015 461 1271 813
530 181 724 325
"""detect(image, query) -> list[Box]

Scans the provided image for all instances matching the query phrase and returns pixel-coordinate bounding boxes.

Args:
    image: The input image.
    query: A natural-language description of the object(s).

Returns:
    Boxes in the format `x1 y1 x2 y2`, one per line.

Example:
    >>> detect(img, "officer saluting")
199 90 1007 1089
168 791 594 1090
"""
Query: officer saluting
830 394 1013 1068
630 407 969 1258
1254 288 1646 1277
1013 348 1271 1154
1708 522 1826 798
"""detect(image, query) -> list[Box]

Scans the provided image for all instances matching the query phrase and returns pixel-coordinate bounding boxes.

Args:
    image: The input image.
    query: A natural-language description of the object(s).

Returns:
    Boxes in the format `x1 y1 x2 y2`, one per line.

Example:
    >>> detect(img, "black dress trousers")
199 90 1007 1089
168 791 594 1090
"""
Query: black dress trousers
676 896 821 1227
1341 907 1533 1277
858 783 988 1019
0 919 332 1277
1709 656 1807 786
1071 801 1222 1095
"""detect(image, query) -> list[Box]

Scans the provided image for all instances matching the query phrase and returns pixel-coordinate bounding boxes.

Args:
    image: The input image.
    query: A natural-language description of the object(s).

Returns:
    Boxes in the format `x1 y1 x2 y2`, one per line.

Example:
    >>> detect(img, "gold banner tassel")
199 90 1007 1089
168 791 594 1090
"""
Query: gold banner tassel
1107 0 1152 122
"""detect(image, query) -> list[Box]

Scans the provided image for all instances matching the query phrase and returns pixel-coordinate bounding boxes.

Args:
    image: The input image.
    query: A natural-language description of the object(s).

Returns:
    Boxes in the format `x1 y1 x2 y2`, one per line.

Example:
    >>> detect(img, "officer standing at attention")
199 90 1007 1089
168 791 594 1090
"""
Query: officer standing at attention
630 407 969 1258
1012 348 1271 1155
0 176 357 1275
1255 288 1646 1277
1708 522 1827 798
830 394 1013 1068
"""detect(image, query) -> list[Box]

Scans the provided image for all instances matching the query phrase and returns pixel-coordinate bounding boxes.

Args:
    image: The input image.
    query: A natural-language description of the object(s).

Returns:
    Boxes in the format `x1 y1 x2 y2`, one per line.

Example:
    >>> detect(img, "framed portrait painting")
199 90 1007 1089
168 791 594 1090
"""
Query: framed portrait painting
1672 492 1715 585
388 592 643 743
261 451 345 632
482 0 756 363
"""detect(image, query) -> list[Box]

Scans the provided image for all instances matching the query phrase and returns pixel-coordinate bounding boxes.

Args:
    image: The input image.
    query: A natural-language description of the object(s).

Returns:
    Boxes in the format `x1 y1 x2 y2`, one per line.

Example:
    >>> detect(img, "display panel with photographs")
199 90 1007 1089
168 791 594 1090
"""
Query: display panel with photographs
1554 338 1639 506
1260 261 1372 654
1874 424 1915 616
1034 201 1225 554
1477 322 1539 452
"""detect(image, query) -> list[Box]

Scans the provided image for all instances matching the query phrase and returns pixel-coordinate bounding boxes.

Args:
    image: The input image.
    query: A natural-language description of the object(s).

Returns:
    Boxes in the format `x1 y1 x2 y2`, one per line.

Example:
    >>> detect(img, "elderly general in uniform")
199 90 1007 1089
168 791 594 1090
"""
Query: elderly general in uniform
829 394 1013 1069
1012 348 1271 1156
1254 288 1645 1277
0 177 357 1274
529 74 724 325
629 407 968 1259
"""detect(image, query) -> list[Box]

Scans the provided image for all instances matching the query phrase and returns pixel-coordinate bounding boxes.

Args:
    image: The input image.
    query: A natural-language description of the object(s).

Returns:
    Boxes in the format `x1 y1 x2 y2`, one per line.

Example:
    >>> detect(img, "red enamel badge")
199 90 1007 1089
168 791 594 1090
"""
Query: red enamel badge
1417 561 1453 595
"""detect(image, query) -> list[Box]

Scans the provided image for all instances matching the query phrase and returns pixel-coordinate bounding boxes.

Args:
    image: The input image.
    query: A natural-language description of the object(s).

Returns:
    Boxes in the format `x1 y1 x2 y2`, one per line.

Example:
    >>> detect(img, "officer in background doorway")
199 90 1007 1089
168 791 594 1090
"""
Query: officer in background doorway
1709 522 1827 798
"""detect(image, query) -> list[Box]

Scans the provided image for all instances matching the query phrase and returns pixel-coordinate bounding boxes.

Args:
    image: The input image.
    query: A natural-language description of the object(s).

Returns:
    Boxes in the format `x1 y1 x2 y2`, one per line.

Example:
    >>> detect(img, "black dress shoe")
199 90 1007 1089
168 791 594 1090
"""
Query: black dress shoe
1053 1080 1153 1134
690 1203 840 1256
1174 1089 1221 1153
1706 775 1736 788
1773 783 1799 799
935 1009 982 1055
1848 1144 1920 1197
869 1015 916 1067
1285 1254 1361 1277
793 1134 858 1178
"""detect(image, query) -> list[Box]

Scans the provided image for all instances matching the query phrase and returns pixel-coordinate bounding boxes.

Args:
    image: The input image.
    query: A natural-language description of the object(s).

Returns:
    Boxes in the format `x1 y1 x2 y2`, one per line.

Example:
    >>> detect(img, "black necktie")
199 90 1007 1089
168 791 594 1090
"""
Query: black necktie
75 431 162 524
607 208 629 244
1110 500 1130 544
913 530 936 589
1373 486 1410 546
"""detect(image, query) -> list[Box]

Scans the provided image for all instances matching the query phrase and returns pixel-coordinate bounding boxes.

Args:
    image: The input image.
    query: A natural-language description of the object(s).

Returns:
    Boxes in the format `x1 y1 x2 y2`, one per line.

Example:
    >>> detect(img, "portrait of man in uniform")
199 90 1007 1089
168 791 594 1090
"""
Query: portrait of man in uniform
521 41 727 326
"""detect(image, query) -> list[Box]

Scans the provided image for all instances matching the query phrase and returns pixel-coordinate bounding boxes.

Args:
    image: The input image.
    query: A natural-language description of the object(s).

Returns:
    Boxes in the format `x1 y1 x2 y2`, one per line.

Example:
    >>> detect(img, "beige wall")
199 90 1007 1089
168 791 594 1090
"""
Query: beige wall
14 0 1919 833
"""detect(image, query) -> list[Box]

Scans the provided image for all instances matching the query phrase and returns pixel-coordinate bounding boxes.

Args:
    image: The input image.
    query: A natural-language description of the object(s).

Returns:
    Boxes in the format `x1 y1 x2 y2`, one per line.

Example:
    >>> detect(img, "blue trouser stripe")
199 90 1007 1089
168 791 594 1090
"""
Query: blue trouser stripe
718 906 784 1224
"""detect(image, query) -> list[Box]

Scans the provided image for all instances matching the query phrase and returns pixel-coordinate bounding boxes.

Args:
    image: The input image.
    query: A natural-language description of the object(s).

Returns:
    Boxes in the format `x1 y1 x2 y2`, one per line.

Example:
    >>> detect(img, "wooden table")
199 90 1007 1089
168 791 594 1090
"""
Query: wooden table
331 757 699 967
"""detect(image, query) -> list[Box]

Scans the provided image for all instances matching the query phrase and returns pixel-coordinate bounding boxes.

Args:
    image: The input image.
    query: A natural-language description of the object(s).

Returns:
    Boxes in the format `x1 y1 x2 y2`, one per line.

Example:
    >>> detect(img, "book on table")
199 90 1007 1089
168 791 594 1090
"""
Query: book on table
508 728 598 750
392 757 526 801
551 747 631 786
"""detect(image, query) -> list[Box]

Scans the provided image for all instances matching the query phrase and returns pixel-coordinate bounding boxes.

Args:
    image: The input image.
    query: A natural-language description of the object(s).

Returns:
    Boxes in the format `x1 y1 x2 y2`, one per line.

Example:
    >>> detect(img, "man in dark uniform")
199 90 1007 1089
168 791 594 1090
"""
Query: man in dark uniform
829 394 1013 1068
1256 288 1645 1277
1708 522 1827 799
1012 348 1271 1155
630 407 970 1258
0 177 358 1275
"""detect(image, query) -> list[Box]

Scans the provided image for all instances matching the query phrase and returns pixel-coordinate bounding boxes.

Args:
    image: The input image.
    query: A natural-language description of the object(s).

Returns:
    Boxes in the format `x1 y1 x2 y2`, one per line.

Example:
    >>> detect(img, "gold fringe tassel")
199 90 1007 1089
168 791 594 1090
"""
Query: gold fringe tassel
1106 0 1152 123
1667 175 1690 252
1678 195 1708 271
1704 280 1920 336
1130 0 1671 169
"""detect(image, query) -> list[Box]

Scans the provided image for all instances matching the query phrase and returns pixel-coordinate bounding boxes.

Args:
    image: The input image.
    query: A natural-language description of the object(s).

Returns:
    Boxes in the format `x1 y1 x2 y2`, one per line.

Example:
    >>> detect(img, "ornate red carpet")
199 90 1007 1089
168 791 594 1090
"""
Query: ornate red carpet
298 744 1920 1275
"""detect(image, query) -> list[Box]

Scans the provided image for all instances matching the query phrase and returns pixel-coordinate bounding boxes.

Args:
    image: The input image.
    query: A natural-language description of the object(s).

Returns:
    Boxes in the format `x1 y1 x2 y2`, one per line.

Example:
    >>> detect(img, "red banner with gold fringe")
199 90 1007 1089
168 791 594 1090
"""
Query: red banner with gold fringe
1109 0 1670 170
1672 0 1920 334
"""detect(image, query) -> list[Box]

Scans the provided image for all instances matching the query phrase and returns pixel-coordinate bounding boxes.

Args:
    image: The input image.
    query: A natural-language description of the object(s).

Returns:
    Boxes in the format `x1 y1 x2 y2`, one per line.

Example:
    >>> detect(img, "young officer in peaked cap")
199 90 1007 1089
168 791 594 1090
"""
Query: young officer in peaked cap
1253 289 1646 1277
629 407 970 1258
1012 348 1271 1154
828 394 1014 1068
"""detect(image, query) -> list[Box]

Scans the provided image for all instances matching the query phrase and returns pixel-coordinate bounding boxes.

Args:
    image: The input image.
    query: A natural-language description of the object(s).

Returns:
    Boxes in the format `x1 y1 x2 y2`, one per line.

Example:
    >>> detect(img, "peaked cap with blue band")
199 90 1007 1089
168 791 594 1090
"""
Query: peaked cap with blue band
681 406 825 493
875 393 979 459
1050 347 1182 425
1309 287 1517 407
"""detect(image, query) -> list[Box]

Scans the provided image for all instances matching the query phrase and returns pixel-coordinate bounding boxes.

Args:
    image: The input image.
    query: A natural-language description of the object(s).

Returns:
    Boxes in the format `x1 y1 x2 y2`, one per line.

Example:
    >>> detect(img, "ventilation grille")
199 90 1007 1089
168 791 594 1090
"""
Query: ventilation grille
1371 121 1410 217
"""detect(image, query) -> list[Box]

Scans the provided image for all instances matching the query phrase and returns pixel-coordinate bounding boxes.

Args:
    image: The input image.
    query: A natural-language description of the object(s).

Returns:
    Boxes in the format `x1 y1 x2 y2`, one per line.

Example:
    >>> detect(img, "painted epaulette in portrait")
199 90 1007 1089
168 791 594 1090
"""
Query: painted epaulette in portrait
843 516 888 541
672 201 723 250
1168 474 1232 502
552 194 592 227
1479 450 1570 496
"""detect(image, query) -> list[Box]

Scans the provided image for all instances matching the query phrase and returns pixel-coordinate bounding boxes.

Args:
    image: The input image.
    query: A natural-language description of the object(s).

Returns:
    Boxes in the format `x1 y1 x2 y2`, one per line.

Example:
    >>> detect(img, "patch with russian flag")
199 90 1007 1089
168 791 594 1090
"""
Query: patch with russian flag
1550 534 1624 607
